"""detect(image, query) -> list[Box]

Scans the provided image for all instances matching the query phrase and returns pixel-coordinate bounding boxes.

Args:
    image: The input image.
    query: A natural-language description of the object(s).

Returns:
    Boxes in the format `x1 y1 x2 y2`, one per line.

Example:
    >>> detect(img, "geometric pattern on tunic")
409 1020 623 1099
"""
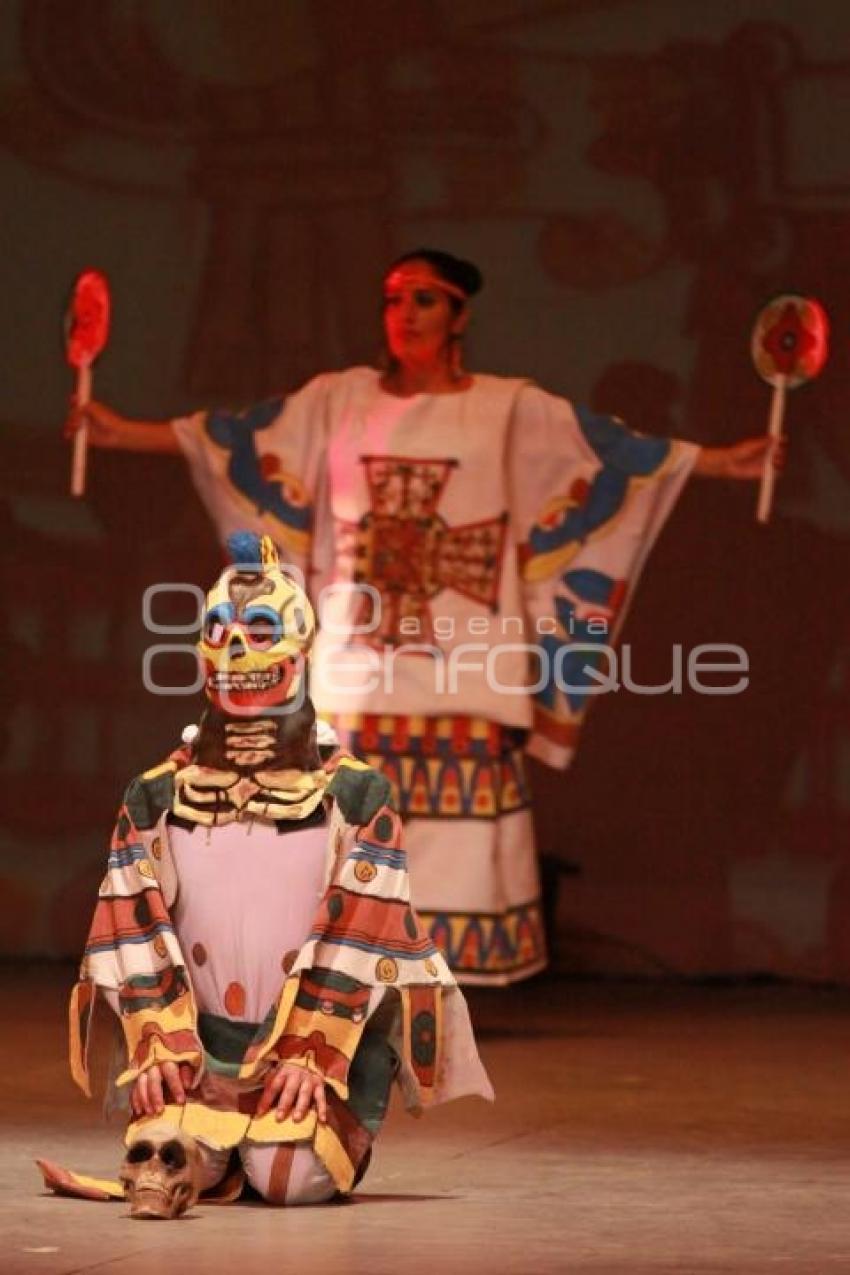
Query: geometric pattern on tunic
419 901 545 980
340 455 508 647
326 713 543 982
330 713 532 820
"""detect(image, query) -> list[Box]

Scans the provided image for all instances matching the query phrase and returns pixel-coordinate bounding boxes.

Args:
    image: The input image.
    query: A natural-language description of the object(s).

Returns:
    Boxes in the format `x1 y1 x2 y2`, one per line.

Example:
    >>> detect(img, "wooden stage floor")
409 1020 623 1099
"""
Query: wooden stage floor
3 966 850 1274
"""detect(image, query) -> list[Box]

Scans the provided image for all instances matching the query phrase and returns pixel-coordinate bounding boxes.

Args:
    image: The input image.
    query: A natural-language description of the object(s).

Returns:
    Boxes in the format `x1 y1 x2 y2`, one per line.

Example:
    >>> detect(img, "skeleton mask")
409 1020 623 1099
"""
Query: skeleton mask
197 531 315 717
119 1122 203 1220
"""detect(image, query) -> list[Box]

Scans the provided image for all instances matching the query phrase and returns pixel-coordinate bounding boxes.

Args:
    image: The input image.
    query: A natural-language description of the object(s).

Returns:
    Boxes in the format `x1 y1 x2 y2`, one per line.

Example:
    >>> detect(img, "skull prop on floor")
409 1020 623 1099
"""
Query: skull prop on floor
119 1122 203 1220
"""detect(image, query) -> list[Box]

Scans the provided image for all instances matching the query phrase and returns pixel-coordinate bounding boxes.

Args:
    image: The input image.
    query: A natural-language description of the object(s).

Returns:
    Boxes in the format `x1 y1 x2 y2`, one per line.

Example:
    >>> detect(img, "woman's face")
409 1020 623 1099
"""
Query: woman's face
382 261 465 367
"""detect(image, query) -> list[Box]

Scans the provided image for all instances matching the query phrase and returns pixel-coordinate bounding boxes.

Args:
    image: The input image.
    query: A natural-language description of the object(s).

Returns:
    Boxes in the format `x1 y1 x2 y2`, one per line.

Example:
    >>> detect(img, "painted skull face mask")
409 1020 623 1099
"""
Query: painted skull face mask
197 532 315 716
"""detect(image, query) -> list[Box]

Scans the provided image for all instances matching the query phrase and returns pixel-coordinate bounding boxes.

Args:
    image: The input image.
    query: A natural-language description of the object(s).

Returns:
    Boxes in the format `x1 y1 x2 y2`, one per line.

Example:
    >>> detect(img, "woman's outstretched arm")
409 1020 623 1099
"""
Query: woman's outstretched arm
65 399 181 455
692 435 786 480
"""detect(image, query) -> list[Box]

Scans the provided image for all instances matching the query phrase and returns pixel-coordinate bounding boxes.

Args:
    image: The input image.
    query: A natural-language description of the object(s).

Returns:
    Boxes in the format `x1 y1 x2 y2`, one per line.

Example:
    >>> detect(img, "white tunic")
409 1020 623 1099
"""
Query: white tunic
175 368 697 770
169 820 327 1023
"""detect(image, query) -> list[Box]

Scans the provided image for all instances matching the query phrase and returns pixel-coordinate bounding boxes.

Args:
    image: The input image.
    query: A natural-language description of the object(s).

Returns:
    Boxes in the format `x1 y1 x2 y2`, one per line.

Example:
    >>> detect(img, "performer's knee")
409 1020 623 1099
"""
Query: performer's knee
241 1142 336 1206
284 1146 338 1205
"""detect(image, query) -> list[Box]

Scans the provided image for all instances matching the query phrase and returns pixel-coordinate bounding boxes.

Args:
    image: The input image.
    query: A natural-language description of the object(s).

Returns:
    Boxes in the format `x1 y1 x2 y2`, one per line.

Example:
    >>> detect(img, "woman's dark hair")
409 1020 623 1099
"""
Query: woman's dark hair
387 248 484 311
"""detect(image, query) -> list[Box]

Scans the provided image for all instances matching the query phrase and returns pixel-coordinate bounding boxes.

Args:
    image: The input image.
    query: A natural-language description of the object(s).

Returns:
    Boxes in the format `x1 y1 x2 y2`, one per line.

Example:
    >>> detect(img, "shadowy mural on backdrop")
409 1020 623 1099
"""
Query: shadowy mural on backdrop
2 2 849 976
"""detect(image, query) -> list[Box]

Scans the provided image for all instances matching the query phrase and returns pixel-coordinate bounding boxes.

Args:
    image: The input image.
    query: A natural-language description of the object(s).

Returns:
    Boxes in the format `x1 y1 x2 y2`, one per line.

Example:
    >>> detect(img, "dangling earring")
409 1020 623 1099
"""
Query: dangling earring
378 343 399 374
449 333 464 379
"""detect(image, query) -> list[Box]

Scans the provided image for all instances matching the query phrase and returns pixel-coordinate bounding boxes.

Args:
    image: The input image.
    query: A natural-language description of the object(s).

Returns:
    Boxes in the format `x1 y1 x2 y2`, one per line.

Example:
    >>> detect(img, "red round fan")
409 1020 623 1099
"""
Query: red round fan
65 269 111 497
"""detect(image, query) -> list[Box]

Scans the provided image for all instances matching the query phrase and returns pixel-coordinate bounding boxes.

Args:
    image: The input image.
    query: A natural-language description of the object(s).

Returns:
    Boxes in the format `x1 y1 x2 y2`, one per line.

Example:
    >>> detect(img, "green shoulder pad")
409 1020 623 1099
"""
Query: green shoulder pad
327 765 392 826
123 762 177 831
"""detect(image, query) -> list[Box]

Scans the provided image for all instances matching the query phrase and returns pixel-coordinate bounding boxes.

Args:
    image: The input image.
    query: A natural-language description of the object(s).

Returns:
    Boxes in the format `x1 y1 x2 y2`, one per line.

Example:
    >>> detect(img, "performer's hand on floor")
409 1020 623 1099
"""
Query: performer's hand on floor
130 1062 195 1117
256 1062 328 1124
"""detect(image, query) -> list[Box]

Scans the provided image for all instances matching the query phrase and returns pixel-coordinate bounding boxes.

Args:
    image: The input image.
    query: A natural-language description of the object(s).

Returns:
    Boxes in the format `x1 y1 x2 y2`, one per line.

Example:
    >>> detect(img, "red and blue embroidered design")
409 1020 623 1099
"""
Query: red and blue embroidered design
340 455 507 647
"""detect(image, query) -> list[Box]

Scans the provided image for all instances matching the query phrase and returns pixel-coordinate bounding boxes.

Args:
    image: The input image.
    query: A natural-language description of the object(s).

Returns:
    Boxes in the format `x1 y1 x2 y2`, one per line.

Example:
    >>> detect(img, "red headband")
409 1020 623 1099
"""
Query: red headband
383 268 468 303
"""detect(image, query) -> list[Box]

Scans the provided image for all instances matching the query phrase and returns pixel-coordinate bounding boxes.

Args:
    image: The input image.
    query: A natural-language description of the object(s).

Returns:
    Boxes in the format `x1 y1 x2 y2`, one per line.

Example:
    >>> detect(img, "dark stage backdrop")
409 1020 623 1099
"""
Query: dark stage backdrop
2 0 849 978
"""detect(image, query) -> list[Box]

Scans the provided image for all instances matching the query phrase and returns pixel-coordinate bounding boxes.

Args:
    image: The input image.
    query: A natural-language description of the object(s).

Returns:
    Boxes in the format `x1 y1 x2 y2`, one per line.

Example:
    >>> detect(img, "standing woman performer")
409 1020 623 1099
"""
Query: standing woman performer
69 249 778 986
